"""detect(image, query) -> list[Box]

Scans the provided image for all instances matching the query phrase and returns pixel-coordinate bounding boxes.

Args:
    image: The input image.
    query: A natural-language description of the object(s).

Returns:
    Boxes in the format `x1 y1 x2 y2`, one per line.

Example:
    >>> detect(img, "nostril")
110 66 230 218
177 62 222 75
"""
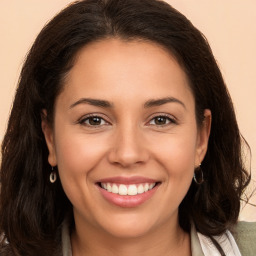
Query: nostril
107 137 150 167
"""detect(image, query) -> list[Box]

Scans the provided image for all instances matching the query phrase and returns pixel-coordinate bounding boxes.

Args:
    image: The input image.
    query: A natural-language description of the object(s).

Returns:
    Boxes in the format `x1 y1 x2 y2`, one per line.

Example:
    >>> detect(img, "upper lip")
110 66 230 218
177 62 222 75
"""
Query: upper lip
97 176 159 184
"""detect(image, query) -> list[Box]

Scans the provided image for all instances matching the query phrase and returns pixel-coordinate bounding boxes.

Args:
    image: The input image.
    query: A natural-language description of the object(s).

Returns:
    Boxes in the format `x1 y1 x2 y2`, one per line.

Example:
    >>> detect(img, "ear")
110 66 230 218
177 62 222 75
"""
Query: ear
195 109 211 166
41 109 57 166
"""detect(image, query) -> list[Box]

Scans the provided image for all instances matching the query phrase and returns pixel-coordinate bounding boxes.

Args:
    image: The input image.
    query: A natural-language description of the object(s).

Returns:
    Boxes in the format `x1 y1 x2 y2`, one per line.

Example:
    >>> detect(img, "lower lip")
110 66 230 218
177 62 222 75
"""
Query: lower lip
98 185 159 208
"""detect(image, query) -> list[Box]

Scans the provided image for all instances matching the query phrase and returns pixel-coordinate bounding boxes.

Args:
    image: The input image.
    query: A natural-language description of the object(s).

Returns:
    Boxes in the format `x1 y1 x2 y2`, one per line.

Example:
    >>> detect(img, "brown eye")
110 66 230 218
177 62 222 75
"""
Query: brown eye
149 115 175 126
155 116 168 125
81 116 107 126
89 117 101 125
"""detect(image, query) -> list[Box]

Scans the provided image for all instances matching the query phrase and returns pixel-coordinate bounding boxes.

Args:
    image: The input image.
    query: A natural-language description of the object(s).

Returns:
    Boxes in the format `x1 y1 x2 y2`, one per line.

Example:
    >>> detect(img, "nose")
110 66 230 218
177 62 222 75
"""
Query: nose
107 124 149 168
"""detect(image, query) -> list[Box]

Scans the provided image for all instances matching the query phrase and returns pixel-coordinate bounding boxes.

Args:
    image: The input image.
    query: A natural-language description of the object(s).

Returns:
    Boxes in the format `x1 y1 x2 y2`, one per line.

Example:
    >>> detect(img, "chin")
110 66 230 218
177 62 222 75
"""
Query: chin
105 225 152 239
98 214 157 239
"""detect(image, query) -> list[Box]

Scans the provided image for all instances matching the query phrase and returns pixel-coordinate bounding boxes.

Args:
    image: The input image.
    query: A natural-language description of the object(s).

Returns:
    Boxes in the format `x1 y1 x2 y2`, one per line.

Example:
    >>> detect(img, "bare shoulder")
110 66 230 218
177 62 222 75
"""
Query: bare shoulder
232 221 256 255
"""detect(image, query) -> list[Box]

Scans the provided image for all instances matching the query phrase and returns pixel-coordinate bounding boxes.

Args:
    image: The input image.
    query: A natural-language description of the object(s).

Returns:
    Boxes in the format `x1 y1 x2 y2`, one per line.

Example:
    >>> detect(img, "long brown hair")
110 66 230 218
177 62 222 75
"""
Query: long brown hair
0 0 250 255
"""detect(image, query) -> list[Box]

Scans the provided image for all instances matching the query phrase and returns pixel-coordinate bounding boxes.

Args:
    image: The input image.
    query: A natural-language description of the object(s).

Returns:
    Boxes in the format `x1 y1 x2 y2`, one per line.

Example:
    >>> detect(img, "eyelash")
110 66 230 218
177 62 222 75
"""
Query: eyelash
78 113 177 128
78 114 109 128
148 114 177 127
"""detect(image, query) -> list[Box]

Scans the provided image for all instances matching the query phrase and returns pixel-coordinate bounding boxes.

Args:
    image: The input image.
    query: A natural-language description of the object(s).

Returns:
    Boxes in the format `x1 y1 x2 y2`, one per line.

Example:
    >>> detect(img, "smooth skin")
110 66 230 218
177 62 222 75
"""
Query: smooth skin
42 38 211 256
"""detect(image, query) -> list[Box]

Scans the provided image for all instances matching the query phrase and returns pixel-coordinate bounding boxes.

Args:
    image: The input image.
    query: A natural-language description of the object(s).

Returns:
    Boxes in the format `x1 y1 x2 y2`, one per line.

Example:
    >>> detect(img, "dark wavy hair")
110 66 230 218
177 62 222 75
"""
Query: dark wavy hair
0 0 250 255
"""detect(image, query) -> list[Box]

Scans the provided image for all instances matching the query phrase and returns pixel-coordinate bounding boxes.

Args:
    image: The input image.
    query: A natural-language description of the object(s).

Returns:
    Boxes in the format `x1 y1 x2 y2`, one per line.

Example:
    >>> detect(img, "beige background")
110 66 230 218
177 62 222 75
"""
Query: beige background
0 1 255 220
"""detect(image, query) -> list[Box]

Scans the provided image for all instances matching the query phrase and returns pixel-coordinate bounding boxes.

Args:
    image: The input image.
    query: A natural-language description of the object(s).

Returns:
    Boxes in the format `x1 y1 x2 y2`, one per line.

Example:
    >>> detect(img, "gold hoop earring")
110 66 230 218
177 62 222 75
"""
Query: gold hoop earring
50 167 57 183
193 164 204 185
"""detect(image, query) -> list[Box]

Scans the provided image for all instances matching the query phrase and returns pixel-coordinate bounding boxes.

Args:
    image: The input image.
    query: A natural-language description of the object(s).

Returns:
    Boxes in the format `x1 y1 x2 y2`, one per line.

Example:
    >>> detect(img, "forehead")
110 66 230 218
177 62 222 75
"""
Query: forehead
58 38 194 109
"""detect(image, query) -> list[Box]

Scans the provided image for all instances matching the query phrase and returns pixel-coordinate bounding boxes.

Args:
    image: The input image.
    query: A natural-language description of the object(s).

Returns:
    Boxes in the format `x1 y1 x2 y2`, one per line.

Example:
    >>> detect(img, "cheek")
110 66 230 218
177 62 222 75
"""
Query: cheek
53 130 110 214
53 126 111 202
150 130 197 173
55 132 108 176
160 139 195 190
147 126 197 193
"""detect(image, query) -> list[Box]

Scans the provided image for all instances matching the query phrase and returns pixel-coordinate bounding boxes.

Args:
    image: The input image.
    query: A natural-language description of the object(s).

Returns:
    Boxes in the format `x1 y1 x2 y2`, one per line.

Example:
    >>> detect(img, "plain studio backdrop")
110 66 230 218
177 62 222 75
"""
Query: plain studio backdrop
0 0 255 221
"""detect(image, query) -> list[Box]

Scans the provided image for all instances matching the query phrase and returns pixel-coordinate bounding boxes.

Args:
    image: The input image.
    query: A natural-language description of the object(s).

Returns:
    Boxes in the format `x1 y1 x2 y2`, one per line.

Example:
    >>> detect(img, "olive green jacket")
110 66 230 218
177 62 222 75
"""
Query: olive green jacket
233 222 256 255
191 221 256 255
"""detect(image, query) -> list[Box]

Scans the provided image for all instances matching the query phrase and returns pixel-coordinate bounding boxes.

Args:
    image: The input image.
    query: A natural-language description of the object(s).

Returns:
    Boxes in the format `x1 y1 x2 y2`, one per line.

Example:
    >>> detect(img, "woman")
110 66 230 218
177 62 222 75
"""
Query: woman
0 0 255 255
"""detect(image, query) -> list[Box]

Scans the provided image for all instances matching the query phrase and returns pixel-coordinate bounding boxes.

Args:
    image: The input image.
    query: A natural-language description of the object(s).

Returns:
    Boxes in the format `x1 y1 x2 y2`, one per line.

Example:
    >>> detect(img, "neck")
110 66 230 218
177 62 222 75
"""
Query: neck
71 215 191 256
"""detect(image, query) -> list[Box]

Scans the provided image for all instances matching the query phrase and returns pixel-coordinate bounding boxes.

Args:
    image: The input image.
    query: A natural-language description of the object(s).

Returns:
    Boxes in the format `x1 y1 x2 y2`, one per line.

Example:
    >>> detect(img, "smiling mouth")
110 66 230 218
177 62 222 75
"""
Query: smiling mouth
98 182 160 196
96 178 161 207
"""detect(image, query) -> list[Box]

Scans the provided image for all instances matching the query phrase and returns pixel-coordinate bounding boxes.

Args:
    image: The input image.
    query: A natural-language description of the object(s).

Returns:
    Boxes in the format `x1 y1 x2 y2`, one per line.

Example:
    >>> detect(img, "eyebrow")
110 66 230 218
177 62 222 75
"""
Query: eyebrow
69 96 186 109
144 97 186 109
69 98 113 109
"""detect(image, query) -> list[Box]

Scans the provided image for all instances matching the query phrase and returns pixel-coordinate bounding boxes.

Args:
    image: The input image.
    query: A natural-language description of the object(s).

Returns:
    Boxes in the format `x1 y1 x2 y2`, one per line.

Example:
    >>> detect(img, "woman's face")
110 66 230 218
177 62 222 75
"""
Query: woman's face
43 38 210 238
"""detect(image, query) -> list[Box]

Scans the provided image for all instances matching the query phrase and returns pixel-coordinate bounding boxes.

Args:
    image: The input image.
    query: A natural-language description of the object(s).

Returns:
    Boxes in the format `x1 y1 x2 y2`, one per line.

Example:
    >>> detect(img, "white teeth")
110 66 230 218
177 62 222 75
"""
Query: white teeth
101 182 156 195
137 184 144 194
107 183 112 192
127 185 137 195
112 184 119 194
119 184 128 195
149 183 155 189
